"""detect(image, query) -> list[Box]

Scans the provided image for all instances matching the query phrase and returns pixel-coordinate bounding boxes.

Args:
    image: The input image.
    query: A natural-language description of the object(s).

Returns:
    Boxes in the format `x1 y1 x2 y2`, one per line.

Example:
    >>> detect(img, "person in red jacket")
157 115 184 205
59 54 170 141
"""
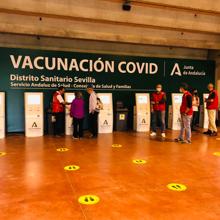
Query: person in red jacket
203 83 218 136
150 84 166 138
52 86 66 137
175 83 193 144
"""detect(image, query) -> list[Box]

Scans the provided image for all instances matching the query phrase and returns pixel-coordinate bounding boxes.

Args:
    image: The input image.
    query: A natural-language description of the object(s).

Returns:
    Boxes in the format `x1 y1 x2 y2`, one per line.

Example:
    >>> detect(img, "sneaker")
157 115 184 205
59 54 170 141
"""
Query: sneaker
210 131 217 136
89 135 97 139
161 133 166 138
174 138 184 142
150 132 157 137
182 140 191 144
72 137 78 139
203 130 212 135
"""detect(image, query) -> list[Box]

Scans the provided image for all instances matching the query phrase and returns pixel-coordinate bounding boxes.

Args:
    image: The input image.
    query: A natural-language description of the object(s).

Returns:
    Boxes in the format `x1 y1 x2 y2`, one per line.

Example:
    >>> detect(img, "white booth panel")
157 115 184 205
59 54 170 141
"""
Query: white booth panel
64 93 75 135
135 93 150 132
97 93 113 133
0 92 5 138
25 92 44 137
199 93 209 129
171 93 183 130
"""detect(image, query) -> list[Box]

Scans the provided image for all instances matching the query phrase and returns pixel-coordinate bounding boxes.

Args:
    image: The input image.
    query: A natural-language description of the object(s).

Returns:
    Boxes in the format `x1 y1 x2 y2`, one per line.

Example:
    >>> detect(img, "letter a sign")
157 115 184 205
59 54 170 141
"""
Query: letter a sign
103 120 108 125
170 63 182 76
32 122 37 128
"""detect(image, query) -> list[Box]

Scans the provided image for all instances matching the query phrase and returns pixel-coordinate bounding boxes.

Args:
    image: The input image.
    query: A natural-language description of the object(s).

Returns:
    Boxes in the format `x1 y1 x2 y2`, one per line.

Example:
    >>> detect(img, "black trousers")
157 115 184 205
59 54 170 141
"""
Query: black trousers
73 117 84 138
54 112 64 135
191 111 199 128
89 112 99 137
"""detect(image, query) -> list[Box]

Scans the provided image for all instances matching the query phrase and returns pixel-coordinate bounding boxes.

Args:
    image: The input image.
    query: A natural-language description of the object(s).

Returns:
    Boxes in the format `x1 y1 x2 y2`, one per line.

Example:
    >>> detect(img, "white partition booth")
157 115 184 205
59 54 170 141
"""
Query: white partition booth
0 92 5 139
199 93 209 129
64 93 75 135
24 92 43 137
170 93 183 130
97 93 113 133
134 93 150 132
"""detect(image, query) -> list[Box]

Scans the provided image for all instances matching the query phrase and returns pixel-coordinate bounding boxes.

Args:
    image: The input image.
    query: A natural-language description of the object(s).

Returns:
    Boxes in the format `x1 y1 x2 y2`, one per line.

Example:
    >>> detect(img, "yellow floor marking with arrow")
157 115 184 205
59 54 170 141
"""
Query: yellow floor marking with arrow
132 159 147 164
112 144 122 148
56 147 69 152
0 151 6 157
78 195 100 205
213 152 220 157
64 165 80 171
167 183 187 192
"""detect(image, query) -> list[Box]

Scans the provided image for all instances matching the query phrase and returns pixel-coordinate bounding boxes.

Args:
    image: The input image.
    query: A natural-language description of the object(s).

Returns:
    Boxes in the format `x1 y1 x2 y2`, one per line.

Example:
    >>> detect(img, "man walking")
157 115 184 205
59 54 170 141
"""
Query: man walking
203 83 218 136
52 86 66 137
87 84 99 138
150 84 166 138
175 83 193 144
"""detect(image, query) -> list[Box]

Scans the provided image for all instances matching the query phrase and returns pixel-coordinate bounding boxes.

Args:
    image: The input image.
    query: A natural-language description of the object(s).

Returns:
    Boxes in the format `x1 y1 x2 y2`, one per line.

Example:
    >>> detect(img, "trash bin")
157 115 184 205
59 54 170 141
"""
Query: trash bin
114 102 129 131
115 109 129 131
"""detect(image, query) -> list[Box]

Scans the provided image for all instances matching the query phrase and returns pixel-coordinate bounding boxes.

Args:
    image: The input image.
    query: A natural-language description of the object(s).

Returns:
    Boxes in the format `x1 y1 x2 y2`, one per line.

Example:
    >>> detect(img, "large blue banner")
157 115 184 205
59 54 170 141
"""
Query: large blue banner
0 47 215 132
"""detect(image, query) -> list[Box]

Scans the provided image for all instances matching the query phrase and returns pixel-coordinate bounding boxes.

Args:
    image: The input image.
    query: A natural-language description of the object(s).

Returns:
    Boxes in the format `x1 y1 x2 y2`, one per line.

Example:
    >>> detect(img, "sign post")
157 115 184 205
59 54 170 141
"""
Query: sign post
97 93 113 133
64 93 75 135
24 92 43 137
0 92 5 138
134 93 150 132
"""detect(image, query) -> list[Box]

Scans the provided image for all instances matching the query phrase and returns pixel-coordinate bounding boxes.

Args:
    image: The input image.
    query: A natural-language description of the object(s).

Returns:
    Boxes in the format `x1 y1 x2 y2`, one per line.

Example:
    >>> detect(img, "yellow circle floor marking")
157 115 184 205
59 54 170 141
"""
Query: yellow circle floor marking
56 147 69 152
78 195 100 205
64 165 80 171
213 152 220 157
167 183 187 192
0 151 6 157
112 144 122 148
132 159 147 164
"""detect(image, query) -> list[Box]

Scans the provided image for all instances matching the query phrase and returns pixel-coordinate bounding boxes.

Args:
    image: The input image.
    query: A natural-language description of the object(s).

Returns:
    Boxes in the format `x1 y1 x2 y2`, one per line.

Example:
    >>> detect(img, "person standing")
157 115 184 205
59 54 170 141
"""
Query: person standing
150 84 166 138
52 86 66 137
175 83 193 144
191 89 200 131
70 92 85 139
203 83 218 136
87 85 99 138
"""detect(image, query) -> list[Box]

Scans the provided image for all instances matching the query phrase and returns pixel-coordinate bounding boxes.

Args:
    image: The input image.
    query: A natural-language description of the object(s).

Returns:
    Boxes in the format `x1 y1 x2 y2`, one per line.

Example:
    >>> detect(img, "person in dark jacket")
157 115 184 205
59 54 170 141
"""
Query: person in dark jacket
87 84 99 138
175 83 193 144
70 92 85 139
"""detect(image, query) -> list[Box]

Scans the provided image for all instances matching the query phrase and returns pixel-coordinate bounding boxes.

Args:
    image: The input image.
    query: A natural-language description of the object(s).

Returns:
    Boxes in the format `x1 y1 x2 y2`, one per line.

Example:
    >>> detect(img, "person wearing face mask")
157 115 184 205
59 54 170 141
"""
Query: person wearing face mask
203 83 218 136
175 83 193 144
52 86 67 137
150 84 166 138
191 89 200 131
